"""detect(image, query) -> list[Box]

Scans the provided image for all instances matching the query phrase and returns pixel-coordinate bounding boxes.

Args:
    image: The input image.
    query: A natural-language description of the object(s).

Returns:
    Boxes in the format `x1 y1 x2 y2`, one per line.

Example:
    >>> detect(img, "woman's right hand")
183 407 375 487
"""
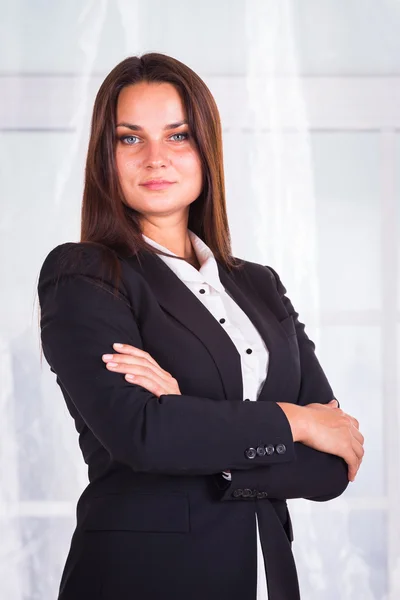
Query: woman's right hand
277 400 364 482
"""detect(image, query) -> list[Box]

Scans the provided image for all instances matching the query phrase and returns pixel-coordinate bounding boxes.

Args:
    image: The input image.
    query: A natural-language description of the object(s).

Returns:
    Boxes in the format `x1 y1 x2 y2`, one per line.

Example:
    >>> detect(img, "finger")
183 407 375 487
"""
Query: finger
351 426 364 446
112 343 161 368
106 358 172 382
346 444 364 482
340 411 360 430
103 353 172 381
124 373 168 398
347 459 359 482
341 443 359 482
349 455 363 482
341 414 359 432
105 361 171 384
351 437 365 462
349 416 360 429
305 402 329 411
349 465 360 482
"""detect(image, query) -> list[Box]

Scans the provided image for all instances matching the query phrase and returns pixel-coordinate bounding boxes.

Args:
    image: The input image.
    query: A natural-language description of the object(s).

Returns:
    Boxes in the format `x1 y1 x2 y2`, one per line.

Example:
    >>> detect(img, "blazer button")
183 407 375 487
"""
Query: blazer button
242 488 253 498
276 443 287 455
256 446 266 456
232 489 243 498
245 447 257 459
265 444 275 455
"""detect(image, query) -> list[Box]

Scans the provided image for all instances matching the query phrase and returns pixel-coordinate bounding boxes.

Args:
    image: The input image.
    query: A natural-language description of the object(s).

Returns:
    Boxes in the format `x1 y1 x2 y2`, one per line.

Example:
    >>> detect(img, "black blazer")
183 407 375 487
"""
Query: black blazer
38 242 348 600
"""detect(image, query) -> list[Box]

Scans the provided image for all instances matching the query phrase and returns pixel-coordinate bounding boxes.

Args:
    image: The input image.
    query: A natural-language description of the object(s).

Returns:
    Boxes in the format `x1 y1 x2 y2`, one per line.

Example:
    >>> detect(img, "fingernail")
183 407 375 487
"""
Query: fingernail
107 362 118 367
126 374 135 380
102 354 113 360
113 343 123 348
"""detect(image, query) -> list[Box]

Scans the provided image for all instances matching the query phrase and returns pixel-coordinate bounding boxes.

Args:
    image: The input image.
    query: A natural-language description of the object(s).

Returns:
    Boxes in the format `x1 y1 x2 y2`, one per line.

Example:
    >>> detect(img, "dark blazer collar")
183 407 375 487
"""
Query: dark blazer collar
124 251 280 403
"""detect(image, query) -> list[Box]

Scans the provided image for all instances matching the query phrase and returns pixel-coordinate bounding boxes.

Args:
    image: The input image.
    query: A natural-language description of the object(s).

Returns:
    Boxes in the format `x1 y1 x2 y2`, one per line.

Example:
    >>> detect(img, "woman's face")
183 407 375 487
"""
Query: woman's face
115 81 203 225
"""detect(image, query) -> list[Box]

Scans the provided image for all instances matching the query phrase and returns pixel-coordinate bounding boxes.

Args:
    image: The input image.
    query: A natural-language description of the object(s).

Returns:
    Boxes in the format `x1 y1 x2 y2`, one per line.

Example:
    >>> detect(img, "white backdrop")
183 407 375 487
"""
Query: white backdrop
1 1 399 598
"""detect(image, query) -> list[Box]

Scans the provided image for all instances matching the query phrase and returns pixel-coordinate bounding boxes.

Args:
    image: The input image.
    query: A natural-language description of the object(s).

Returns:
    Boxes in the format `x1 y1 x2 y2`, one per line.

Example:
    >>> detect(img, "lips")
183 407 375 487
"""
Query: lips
140 180 175 190
141 179 174 185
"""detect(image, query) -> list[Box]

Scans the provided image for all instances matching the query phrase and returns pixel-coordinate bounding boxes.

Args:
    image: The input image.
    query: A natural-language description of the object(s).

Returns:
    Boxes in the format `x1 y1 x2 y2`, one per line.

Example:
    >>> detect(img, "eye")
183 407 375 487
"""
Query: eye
119 135 140 145
170 132 189 142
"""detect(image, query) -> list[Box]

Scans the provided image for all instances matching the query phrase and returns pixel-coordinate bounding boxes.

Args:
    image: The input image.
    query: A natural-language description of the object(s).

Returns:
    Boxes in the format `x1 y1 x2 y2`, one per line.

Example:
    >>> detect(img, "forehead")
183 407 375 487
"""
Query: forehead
116 82 186 124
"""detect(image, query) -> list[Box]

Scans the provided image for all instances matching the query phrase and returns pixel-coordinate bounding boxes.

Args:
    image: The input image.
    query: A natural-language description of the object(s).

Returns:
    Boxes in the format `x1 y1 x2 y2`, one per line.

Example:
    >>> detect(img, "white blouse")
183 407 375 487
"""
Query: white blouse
142 229 270 600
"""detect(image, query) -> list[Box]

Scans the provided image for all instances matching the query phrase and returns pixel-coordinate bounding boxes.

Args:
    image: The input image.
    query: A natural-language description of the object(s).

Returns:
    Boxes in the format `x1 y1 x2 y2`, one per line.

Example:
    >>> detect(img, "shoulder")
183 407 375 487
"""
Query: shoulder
38 241 132 299
230 256 279 289
229 257 288 299
39 241 113 279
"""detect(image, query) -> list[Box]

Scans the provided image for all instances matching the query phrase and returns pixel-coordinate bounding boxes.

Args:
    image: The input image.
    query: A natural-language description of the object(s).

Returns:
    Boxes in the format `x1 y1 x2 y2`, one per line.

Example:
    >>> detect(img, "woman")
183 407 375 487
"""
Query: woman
38 53 364 600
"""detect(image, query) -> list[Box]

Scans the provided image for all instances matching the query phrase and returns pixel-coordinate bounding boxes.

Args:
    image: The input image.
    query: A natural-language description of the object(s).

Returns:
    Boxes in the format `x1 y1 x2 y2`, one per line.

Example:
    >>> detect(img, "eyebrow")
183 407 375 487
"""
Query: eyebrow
116 119 188 131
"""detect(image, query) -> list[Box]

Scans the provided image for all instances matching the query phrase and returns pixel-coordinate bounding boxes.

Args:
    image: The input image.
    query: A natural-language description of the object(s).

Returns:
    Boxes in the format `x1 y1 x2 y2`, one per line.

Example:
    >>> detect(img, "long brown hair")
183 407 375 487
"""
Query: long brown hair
80 52 241 279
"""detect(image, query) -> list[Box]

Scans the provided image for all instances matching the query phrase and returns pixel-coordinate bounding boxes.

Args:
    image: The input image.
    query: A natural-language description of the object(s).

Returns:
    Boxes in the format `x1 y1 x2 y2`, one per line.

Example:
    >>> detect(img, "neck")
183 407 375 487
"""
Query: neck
141 220 199 266
186 253 201 270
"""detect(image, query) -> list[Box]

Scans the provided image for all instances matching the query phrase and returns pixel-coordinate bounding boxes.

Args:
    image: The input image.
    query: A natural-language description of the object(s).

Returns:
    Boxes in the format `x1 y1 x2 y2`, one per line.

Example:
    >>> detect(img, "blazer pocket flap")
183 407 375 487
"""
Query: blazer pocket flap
83 491 190 533
279 315 296 338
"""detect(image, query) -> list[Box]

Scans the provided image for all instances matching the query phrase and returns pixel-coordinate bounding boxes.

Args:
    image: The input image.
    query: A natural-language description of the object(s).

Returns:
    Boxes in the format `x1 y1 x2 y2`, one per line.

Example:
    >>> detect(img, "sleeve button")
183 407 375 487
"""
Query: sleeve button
245 447 257 459
242 488 253 498
232 489 243 498
276 443 287 455
257 491 268 499
265 444 275 455
256 446 266 456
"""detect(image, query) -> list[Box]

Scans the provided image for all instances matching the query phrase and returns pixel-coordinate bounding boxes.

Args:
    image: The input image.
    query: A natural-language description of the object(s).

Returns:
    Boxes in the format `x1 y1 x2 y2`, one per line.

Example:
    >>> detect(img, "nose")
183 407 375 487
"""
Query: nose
144 140 169 169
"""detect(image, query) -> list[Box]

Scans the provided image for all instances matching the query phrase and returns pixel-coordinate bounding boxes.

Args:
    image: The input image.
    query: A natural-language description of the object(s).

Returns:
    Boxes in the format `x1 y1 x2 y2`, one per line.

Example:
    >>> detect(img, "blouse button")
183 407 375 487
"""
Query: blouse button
246 348 253 354
199 289 206 294
244 398 250 402
219 318 226 324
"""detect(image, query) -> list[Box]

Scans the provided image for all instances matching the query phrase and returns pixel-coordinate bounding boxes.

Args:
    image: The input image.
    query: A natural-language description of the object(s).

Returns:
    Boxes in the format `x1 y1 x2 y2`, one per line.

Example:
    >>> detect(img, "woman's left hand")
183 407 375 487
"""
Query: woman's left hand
102 343 181 398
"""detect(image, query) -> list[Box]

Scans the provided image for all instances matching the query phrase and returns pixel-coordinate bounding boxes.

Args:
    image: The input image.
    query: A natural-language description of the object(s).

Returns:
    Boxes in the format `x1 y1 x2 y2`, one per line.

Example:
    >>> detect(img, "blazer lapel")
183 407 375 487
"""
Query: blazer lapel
124 252 243 402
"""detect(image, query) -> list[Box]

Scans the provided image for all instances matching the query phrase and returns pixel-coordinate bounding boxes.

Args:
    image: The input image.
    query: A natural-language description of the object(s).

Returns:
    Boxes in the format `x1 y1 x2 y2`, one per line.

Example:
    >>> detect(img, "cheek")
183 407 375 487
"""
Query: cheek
176 151 202 180
116 151 141 179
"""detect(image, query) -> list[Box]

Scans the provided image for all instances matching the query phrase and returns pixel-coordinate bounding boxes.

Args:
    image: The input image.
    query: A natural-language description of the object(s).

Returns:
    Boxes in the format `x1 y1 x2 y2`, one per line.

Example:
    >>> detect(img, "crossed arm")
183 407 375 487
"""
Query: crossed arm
39 244 364 501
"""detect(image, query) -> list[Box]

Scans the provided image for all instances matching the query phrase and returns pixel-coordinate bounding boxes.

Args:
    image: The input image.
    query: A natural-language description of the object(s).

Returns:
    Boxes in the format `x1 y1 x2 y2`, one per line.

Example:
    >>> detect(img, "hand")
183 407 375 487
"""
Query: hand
102 343 181 398
277 399 364 482
302 400 364 482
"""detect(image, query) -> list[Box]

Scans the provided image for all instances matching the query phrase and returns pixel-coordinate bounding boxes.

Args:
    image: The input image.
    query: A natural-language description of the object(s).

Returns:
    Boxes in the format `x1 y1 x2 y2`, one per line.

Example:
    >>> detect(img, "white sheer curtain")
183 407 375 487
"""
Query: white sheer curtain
1 1 399 598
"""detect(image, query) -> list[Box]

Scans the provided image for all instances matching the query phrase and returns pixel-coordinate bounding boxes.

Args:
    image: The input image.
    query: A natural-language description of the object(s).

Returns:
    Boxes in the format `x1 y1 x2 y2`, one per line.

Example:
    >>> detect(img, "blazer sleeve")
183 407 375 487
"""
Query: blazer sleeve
216 265 349 502
38 243 296 476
